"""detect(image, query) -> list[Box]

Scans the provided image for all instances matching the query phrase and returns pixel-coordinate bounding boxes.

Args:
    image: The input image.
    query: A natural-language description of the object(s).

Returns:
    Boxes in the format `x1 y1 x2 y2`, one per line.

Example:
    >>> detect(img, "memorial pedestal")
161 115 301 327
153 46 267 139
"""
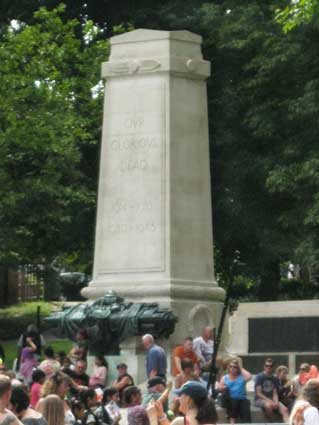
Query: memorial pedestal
82 30 226 379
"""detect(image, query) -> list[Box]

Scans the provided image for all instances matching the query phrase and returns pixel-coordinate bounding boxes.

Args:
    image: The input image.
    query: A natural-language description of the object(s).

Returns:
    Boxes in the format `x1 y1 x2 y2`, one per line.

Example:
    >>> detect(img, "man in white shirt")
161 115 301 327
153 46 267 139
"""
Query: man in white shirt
193 326 214 374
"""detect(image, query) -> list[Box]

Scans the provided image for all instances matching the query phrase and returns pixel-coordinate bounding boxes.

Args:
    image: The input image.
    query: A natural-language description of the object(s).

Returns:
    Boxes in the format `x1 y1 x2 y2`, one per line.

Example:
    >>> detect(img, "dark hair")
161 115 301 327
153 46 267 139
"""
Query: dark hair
196 397 218 424
103 387 118 403
80 389 96 408
32 369 46 383
57 351 66 360
95 354 108 368
44 346 54 358
181 359 194 370
10 387 30 414
184 336 193 343
264 358 274 366
71 398 84 411
123 385 141 405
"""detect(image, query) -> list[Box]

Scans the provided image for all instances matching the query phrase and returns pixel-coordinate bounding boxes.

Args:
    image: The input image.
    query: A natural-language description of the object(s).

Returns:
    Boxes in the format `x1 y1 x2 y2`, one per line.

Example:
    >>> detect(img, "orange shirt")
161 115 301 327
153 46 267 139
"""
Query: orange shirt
172 346 198 376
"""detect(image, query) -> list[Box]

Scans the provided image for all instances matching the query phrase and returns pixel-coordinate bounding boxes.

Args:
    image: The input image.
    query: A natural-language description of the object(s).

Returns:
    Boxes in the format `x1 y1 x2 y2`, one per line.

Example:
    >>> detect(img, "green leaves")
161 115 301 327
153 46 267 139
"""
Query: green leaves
275 0 319 32
0 6 109 269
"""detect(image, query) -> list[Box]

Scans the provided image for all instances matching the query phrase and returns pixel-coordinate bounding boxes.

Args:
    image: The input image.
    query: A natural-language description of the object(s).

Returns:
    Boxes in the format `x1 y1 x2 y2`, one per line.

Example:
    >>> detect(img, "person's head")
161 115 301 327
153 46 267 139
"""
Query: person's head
80 388 97 409
44 346 54 359
202 326 214 341
75 359 87 374
228 359 241 376
147 376 166 394
299 363 311 374
26 324 38 334
302 379 319 406
142 334 154 350
263 358 274 375
175 381 217 424
124 385 142 406
0 375 12 406
95 354 108 368
32 369 46 385
103 387 120 405
116 363 128 376
10 386 30 416
39 394 65 425
55 351 66 365
71 398 85 420
62 356 72 369
183 337 193 353
276 365 289 381
181 359 194 374
76 329 88 342
41 371 71 398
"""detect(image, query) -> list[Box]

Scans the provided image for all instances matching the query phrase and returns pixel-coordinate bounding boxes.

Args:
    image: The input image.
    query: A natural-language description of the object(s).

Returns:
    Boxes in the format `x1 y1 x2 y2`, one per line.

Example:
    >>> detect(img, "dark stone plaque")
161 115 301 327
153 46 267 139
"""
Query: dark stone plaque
241 355 289 374
249 317 319 353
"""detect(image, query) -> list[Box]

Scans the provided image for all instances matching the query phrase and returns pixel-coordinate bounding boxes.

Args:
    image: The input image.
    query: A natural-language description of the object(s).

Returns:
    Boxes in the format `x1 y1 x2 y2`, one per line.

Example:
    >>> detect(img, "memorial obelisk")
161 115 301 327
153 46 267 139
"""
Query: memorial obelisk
82 29 225 370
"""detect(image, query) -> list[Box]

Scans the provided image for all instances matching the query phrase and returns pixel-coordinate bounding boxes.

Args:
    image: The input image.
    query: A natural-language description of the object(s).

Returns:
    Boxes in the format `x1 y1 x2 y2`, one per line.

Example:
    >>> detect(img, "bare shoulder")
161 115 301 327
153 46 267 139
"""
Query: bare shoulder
0 412 23 425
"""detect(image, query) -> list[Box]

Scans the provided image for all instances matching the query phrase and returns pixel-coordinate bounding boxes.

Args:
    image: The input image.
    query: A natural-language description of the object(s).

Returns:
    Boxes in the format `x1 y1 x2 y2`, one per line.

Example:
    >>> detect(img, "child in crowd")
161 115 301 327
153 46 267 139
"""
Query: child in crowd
30 369 46 408
96 387 121 425
89 355 108 389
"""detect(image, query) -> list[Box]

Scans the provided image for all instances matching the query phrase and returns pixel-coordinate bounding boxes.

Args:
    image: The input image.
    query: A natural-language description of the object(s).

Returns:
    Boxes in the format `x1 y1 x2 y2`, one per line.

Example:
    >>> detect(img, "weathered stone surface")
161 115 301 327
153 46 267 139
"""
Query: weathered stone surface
82 30 225 362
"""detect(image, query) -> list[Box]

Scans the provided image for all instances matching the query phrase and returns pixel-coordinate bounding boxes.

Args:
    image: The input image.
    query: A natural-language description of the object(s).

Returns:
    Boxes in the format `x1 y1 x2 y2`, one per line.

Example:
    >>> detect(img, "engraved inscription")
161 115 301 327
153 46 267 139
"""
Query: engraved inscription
111 199 153 213
124 115 144 130
96 79 165 272
119 158 148 174
107 222 157 234
111 134 159 151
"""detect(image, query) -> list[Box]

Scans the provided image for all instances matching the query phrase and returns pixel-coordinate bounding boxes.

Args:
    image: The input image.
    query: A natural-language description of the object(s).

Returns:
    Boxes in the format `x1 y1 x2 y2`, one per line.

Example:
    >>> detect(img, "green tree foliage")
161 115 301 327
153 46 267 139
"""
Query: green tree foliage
276 0 319 32
0 5 109 270
1 1 319 300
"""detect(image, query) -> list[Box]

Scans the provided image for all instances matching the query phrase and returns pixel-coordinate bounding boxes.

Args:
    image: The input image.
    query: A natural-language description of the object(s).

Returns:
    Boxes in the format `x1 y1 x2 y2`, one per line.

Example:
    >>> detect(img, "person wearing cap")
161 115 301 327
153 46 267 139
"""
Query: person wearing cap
147 381 217 425
142 377 170 413
142 334 167 379
112 363 134 406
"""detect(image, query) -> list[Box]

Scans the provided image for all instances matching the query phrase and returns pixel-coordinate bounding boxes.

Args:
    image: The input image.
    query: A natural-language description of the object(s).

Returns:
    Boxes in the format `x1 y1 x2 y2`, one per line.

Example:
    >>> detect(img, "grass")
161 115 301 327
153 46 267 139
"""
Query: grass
0 301 63 318
0 301 65 340
0 301 73 368
2 339 73 370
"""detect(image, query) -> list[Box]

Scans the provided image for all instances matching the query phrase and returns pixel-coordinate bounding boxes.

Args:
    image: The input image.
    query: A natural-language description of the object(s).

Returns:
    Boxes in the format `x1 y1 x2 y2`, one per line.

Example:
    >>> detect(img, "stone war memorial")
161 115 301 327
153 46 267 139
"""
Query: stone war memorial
80 28 226 381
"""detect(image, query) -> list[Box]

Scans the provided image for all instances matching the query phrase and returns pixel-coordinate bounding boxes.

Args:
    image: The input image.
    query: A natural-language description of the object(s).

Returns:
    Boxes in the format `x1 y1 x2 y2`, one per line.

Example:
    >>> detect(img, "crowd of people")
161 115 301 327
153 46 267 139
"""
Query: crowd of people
1 324 319 425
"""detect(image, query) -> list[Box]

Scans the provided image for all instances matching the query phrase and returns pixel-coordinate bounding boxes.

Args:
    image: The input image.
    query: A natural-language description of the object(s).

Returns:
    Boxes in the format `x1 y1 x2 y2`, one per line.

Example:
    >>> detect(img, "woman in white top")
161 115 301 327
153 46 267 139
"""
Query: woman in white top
289 379 319 425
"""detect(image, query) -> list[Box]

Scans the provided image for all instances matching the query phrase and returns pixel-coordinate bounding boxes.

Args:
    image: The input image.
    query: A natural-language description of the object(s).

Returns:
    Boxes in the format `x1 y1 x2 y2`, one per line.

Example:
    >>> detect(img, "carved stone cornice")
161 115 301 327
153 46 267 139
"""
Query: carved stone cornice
101 56 211 80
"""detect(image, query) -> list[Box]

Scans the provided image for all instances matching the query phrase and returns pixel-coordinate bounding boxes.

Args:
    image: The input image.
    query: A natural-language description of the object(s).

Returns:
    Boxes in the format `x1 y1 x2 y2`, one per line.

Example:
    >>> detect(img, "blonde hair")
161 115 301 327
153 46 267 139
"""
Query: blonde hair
276 365 288 375
302 379 319 406
40 371 71 398
39 394 65 425
0 374 11 397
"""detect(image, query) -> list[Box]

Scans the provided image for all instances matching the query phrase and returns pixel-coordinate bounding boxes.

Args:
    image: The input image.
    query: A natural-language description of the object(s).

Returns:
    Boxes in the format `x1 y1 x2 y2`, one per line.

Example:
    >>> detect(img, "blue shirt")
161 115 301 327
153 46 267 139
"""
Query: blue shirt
146 344 167 377
224 374 246 400
255 372 279 400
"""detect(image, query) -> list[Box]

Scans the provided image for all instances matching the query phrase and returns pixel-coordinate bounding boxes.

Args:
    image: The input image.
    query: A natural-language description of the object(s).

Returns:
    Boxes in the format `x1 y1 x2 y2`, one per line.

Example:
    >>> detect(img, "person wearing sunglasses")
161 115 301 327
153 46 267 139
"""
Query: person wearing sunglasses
219 359 251 423
255 358 289 422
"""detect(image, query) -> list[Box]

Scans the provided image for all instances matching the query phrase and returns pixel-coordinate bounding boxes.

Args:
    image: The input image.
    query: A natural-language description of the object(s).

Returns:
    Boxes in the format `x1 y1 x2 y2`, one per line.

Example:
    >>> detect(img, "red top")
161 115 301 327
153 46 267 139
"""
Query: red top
172 346 198 376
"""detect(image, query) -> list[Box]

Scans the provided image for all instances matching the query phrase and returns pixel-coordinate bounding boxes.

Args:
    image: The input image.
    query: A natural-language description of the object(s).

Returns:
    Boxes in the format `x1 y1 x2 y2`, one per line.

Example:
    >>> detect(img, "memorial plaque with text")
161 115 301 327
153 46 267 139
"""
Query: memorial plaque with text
249 317 319 352
97 78 165 273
